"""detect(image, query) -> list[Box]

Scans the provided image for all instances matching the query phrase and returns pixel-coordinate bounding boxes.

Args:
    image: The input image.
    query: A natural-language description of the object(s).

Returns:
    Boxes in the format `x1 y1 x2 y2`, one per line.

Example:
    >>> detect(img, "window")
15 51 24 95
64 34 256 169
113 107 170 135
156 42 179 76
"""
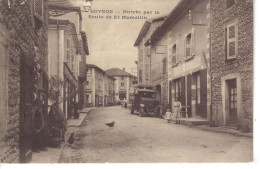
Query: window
225 23 237 59
121 82 124 87
145 64 149 80
121 76 124 80
67 39 71 61
139 69 142 82
185 34 191 58
139 48 143 61
162 58 167 74
172 44 177 64
226 0 235 9
86 81 89 85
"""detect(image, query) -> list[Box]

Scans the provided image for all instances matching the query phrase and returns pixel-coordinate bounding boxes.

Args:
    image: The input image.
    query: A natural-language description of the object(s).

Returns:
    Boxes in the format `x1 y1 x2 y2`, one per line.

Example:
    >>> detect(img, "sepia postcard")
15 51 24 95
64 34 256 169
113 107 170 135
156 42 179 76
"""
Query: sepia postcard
0 0 258 168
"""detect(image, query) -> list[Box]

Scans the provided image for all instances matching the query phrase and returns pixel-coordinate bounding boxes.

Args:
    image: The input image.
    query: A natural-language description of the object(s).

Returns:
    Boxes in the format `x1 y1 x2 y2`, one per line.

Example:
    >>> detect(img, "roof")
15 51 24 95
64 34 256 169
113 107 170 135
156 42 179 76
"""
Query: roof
86 64 116 80
134 14 168 46
86 64 105 74
105 68 135 77
151 0 196 45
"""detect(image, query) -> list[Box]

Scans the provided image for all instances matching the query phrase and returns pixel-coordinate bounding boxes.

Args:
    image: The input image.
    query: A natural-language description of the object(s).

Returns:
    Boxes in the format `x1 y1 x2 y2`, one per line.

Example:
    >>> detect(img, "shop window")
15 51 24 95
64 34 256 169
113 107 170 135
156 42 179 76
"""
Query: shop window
225 23 237 59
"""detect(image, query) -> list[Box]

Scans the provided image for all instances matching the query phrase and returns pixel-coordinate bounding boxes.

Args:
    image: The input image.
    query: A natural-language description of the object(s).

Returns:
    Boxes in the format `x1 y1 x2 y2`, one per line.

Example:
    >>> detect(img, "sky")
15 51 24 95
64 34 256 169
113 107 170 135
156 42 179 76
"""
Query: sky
71 0 180 75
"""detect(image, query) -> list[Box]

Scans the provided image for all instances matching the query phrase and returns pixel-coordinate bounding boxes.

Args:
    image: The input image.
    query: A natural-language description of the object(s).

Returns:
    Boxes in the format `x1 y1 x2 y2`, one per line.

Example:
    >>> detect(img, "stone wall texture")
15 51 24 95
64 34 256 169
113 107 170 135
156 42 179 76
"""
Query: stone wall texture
210 0 253 130
0 0 48 163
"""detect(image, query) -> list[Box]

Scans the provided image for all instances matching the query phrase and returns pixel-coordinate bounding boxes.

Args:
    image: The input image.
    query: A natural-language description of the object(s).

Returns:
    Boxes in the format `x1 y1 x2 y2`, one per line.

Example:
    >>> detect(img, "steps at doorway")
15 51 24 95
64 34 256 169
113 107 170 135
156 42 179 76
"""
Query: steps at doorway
180 118 209 126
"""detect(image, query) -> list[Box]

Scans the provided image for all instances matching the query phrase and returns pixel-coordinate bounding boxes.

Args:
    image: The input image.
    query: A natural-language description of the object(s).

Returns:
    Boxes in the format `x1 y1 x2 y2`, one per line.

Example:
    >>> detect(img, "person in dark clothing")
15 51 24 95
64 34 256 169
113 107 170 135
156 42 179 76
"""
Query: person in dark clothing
124 101 127 109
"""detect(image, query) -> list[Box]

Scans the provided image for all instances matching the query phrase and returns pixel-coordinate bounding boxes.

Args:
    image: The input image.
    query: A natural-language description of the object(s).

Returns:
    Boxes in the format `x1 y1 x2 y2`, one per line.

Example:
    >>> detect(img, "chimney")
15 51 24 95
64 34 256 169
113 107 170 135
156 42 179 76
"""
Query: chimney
123 68 125 71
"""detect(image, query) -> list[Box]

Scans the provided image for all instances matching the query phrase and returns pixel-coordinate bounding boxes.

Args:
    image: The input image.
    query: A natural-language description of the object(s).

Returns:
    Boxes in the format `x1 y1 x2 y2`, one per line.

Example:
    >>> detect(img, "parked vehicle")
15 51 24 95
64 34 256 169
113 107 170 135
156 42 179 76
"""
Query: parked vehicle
130 85 161 117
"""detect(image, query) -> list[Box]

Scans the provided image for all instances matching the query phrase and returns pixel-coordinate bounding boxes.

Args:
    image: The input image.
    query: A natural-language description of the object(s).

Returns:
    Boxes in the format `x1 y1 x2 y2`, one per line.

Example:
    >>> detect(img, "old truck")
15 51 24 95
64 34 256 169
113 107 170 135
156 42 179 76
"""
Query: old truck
129 84 161 117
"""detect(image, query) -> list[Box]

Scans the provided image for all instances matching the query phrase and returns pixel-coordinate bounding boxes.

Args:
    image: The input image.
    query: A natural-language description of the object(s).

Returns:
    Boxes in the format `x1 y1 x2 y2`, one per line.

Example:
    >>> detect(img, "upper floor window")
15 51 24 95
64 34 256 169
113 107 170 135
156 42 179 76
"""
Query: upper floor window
139 48 143 61
139 69 142 82
162 58 167 74
226 0 235 9
171 44 177 64
121 76 124 80
121 82 124 87
185 33 191 58
225 23 237 59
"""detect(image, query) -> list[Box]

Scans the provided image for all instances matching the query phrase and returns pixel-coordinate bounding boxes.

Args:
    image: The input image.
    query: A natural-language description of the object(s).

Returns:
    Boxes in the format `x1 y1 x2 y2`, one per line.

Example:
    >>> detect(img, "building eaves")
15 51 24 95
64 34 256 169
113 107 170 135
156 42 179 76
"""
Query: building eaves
86 64 106 74
48 4 82 20
134 14 168 47
150 0 196 45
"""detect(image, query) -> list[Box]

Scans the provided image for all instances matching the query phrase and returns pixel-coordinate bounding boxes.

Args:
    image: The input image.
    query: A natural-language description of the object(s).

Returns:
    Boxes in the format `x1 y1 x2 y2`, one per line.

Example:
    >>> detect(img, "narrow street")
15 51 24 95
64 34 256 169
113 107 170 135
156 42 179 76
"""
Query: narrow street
59 106 253 163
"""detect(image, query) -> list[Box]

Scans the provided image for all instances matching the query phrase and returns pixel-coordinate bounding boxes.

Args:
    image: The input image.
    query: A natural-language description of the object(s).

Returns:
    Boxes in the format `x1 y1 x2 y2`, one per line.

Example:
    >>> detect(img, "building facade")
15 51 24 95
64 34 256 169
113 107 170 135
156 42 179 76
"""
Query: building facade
106 68 137 103
210 0 253 130
0 0 49 163
134 16 167 85
85 64 115 107
48 19 79 120
48 4 89 119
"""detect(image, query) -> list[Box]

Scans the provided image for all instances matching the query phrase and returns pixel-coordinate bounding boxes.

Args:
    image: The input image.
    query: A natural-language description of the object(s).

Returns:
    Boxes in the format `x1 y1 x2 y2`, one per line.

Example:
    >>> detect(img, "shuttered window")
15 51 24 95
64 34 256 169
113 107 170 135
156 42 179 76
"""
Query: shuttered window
225 23 237 59
139 69 142 82
34 0 43 20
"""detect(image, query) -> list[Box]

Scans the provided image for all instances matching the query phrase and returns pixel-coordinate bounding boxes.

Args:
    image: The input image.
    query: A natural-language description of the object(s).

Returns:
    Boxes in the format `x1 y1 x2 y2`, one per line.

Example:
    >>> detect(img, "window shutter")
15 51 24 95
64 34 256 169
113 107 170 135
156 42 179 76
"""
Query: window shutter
225 27 227 59
191 28 195 56
200 69 207 118
34 0 43 20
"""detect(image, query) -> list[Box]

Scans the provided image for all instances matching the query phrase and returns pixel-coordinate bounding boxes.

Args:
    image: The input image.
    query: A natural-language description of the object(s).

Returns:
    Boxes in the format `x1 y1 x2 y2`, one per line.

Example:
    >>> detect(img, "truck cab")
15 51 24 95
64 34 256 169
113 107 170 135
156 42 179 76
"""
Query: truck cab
130 85 160 117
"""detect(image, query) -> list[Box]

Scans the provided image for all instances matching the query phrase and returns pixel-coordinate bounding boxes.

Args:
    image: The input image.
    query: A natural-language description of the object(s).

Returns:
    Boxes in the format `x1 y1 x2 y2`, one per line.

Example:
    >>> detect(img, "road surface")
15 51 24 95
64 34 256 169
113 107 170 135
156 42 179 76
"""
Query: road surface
59 106 253 163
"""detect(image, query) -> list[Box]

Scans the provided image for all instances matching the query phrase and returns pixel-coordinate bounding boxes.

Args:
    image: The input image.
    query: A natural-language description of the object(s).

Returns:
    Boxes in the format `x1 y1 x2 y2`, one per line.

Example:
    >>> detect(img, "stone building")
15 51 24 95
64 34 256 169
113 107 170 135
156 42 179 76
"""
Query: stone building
0 0 49 163
85 64 115 107
106 68 137 103
210 0 253 130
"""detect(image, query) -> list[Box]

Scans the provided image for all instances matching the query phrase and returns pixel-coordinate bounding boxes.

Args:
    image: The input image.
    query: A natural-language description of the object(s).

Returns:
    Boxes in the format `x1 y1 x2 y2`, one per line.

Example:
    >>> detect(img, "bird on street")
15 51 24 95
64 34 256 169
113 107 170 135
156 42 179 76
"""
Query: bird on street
105 121 115 128
68 132 74 146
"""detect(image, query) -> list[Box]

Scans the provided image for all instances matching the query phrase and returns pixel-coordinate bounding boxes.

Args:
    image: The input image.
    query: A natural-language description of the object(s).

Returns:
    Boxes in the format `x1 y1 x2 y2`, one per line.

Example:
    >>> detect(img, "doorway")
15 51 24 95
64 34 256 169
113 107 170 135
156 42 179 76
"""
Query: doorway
228 79 237 125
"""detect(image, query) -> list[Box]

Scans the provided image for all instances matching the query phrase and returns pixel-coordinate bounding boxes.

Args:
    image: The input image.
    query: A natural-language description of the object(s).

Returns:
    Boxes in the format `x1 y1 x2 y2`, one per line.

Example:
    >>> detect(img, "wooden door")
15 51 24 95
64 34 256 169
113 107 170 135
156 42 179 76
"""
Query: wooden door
228 79 237 125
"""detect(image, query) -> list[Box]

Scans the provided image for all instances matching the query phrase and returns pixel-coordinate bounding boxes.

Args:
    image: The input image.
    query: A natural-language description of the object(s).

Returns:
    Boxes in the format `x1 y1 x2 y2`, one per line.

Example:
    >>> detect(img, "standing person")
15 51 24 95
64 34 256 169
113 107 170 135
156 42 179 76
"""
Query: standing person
124 99 128 109
165 108 172 123
173 100 182 124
